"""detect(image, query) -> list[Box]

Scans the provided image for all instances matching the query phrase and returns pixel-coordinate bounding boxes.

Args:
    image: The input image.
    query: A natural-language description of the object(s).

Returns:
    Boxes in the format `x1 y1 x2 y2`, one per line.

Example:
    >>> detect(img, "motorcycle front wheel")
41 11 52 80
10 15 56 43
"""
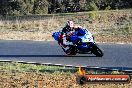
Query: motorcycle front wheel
65 46 77 55
92 44 104 57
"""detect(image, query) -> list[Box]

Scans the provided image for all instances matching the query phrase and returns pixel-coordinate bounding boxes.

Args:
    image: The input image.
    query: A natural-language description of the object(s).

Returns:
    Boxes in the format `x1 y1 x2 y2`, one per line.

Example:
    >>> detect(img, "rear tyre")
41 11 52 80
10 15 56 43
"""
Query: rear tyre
92 44 103 57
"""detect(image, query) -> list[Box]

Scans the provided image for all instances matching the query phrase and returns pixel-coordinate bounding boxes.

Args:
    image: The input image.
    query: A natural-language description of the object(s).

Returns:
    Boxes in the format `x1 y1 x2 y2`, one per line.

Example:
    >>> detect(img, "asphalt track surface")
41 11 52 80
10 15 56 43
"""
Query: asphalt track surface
0 40 132 67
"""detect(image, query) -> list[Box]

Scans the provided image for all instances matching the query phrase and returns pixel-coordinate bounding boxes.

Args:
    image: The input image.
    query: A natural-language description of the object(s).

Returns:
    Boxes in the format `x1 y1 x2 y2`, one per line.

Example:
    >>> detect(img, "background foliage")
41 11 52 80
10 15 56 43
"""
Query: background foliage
0 0 131 16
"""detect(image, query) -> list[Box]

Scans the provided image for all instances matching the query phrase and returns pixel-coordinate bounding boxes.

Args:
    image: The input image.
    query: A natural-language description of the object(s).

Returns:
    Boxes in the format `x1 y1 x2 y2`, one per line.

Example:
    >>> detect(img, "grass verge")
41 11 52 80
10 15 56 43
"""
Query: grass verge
0 62 132 88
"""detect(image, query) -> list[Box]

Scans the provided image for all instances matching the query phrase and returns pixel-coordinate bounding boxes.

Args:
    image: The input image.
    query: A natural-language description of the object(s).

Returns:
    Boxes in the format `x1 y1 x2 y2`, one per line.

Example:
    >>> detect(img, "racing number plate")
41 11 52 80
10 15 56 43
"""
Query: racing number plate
82 34 93 42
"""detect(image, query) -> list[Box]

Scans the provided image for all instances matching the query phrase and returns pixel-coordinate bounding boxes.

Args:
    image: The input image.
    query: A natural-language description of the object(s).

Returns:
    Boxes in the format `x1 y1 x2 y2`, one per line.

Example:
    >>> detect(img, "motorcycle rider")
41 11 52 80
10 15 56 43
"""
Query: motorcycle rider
60 21 92 53
59 20 75 52
62 21 75 45
60 21 87 45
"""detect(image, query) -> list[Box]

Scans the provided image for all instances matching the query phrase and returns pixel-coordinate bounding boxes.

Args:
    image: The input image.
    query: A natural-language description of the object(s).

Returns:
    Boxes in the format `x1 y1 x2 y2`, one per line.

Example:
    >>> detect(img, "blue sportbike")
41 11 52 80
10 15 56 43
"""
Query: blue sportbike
52 28 103 57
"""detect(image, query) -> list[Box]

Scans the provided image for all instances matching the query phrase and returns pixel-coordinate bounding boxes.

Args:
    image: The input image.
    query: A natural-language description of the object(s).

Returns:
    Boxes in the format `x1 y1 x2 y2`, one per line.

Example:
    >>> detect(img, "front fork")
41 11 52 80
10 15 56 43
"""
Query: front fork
87 42 96 54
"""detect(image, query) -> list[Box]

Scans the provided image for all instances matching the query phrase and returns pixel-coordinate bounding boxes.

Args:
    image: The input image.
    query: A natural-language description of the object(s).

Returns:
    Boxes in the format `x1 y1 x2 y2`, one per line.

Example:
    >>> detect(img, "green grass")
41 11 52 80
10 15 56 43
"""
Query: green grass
0 62 77 74
0 62 126 75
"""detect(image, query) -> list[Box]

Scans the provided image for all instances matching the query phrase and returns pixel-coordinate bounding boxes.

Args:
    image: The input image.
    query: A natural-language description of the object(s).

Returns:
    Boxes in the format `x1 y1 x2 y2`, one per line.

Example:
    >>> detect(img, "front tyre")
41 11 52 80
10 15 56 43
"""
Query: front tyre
92 44 104 57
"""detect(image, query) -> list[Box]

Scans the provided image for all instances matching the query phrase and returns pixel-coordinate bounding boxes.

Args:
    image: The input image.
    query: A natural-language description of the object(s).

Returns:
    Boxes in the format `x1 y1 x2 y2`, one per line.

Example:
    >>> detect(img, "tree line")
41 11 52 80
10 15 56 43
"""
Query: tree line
0 0 131 16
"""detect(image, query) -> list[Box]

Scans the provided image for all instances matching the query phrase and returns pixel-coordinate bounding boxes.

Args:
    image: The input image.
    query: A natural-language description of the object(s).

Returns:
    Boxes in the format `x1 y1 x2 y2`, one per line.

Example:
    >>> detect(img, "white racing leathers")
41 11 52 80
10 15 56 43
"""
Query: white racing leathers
62 33 73 51
63 36 73 45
